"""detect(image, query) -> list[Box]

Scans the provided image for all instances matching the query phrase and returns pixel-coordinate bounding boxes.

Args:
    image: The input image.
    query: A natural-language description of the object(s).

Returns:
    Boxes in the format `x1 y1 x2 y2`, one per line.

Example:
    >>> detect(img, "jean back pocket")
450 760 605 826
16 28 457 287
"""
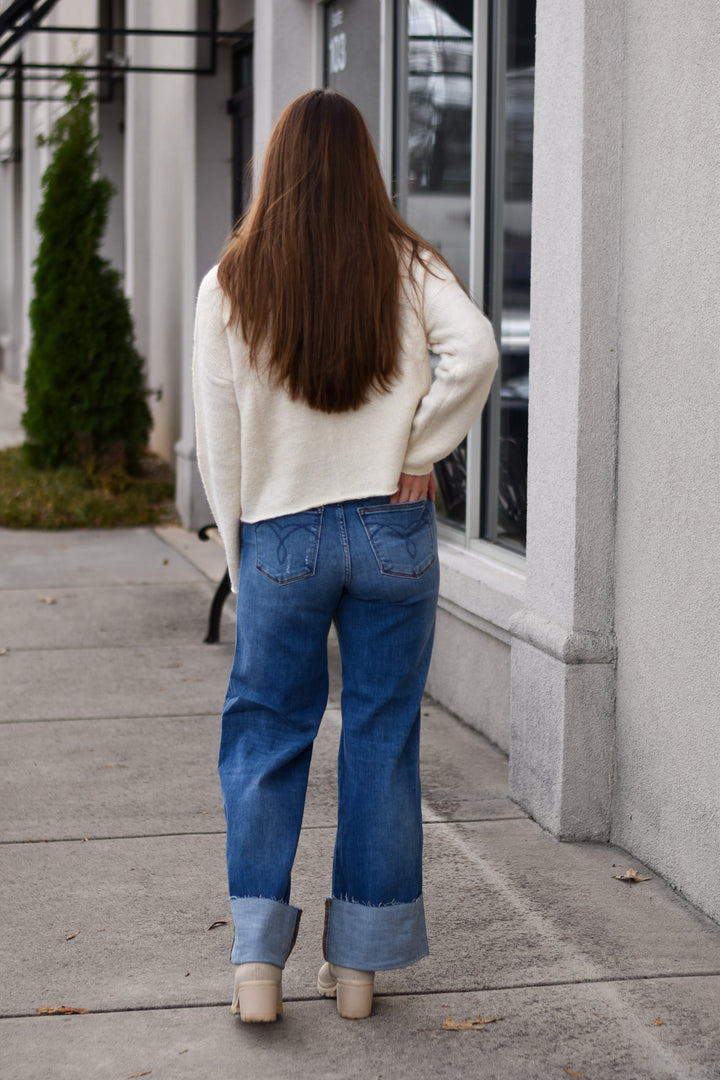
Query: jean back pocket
357 501 436 578
254 508 324 584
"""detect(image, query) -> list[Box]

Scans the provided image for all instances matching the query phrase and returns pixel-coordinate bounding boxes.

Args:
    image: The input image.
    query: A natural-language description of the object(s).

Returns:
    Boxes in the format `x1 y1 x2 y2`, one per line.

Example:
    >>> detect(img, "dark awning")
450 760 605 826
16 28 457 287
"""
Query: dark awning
1 0 62 60
0 0 251 101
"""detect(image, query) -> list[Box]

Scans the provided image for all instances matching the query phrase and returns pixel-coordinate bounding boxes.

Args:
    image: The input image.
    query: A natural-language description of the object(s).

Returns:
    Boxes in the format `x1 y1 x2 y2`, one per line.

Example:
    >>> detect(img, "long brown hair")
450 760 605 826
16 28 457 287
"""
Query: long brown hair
218 89 448 413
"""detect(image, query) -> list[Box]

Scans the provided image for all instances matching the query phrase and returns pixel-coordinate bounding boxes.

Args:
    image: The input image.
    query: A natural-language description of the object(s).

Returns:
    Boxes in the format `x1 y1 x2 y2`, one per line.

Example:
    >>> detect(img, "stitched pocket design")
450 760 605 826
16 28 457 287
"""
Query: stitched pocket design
254 509 324 584
357 501 435 578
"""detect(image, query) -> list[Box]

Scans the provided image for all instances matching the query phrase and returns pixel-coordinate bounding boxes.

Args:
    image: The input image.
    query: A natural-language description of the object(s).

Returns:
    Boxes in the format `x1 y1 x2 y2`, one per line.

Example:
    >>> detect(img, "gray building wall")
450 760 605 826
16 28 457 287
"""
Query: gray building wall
611 0 720 921
509 0 720 923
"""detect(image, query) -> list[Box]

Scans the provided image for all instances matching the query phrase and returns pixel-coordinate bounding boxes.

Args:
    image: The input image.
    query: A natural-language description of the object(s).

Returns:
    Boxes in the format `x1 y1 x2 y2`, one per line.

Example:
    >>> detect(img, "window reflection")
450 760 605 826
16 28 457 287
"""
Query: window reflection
492 1 534 550
406 0 473 287
402 0 474 527
399 0 535 542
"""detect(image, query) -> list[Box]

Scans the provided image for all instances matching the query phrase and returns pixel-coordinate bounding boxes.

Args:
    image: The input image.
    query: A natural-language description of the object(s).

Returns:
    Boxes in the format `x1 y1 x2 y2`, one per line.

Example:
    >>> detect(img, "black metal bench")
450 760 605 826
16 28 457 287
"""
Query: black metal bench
198 524 232 643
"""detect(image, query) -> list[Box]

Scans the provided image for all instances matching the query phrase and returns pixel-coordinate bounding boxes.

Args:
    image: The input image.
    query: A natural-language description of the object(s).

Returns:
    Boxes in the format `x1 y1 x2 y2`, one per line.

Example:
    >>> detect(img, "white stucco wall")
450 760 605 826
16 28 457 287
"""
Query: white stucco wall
612 1 720 920
125 0 196 463
175 12 239 530
147 21 195 463
508 0 622 839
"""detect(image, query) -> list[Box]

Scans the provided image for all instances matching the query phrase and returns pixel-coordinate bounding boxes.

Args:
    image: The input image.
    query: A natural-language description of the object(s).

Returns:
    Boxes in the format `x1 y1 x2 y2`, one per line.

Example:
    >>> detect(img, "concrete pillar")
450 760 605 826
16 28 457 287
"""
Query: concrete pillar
175 27 236 532
253 0 318 161
176 0 317 529
175 5 239 531
508 0 624 840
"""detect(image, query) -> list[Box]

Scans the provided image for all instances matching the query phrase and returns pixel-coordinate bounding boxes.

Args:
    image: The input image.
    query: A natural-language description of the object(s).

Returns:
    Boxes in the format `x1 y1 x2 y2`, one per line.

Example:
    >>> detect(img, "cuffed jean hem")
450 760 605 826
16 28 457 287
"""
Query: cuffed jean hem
229 897 302 968
322 895 429 971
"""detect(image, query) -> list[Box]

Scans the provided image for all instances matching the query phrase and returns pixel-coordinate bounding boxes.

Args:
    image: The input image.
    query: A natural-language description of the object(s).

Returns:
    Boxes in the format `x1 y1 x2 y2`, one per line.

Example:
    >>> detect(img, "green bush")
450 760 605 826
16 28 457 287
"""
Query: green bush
23 70 151 475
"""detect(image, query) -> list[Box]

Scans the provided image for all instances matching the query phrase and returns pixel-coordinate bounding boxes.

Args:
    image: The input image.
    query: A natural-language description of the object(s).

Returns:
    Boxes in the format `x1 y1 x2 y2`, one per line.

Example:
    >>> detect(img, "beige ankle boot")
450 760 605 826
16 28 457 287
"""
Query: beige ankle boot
317 962 375 1019
231 962 283 1022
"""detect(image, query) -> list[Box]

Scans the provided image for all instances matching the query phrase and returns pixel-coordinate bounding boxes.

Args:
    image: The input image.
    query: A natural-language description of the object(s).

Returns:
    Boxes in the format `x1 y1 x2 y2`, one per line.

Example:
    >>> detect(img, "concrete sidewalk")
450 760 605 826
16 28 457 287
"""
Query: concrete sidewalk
2 530 720 1080
1 391 720 1077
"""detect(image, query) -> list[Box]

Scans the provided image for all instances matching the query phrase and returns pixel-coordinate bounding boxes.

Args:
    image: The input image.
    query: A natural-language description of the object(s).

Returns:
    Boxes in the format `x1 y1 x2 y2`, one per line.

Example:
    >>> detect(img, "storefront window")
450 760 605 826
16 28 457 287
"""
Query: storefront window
403 0 473 284
397 0 473 527
395 0 534 548
484 0 534 550
324 1 381 150
328 1 534 549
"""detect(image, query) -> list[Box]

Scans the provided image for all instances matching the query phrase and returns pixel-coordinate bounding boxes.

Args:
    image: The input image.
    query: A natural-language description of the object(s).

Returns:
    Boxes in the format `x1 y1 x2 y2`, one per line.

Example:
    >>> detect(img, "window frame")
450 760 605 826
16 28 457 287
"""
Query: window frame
317 0 526 574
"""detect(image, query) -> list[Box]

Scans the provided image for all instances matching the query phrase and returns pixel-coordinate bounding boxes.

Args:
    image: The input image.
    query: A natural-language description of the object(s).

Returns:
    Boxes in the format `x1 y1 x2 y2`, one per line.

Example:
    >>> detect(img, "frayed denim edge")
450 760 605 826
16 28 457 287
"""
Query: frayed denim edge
323 894 429 971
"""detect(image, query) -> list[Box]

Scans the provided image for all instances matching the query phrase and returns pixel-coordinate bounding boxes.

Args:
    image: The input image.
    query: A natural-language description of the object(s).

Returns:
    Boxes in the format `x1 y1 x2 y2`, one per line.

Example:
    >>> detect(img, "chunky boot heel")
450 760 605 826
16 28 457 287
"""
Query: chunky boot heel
231 963 283 1022
317 962 375 1019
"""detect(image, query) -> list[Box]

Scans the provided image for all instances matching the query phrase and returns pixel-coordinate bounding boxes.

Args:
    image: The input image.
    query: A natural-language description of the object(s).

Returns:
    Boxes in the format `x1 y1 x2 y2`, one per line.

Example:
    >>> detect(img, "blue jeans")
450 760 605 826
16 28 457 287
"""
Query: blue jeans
219 496 439 971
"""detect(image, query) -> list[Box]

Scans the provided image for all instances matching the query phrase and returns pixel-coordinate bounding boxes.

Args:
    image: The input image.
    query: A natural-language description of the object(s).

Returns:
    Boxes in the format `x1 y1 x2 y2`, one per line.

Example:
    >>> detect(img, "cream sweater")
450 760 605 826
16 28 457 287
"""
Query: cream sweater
193 255 498 592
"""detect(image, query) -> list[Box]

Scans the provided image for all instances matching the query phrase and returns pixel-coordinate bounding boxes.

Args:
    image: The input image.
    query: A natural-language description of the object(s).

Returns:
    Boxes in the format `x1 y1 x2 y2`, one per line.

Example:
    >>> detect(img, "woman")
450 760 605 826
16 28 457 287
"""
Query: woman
193 89 497 1023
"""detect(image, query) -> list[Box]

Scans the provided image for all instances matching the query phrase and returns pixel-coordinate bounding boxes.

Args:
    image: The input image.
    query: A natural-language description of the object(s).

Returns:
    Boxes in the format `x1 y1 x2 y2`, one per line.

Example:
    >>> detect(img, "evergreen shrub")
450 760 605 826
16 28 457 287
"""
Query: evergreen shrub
23 70 151 475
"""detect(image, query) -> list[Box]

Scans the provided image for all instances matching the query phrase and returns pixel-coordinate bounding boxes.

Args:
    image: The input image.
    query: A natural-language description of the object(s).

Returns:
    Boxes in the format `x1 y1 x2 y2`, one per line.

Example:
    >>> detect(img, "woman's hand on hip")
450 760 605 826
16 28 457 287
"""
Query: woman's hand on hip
390 471 437 504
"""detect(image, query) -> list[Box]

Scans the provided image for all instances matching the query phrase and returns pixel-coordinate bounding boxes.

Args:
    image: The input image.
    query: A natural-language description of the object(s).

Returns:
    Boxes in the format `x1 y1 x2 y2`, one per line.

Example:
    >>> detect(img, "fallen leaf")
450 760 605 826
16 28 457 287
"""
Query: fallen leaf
179 1049 189 1055
441 1014 502 1030
613 866 651 883
128 1073 152 1079
563 1071 587 1079
36 1006 89 1015
207 920 228 931
65 931 80 941
37 596 57 605
654 1017 663 1026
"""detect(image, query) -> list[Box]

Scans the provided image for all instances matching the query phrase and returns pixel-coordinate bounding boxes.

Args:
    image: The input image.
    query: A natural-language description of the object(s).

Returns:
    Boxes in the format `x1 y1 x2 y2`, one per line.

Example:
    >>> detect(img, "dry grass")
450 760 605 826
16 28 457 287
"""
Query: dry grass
0 445 178 529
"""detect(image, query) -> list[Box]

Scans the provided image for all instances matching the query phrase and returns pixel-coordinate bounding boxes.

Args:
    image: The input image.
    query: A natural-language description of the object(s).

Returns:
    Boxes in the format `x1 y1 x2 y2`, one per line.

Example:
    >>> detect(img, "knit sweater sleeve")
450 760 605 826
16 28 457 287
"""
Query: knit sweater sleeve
401 259 499 476
192 267 242 593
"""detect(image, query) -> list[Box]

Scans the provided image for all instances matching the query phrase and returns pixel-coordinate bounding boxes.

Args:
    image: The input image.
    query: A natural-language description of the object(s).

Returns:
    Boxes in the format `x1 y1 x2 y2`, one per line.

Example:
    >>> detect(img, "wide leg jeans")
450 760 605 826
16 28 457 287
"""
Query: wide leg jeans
219 496 439 971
